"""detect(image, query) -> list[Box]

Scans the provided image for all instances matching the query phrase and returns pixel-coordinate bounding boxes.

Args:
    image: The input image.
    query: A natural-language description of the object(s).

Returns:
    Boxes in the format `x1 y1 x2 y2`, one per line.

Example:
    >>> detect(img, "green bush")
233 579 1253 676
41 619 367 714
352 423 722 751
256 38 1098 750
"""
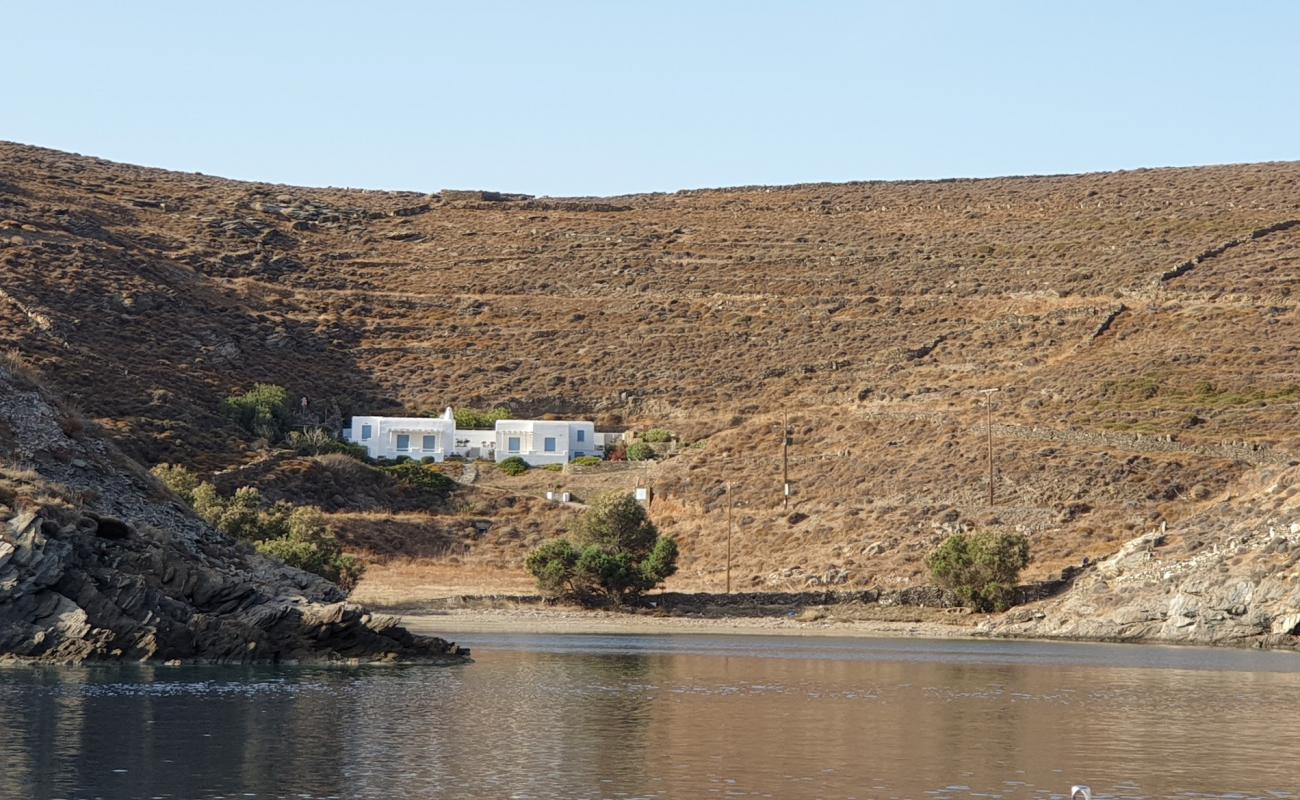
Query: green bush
193 484 265 542
286 428 368 460
451 407 511 429
381 462 457 497
498 456 529 476
525 539 580 594
572 455 603 466
254 505 364 592
925 531 1030 612
542 463 563 472
526 492 678 602
151 463 200 504
626 441 656 461
641 428 674 443
158 468 365 594
223 384 292 441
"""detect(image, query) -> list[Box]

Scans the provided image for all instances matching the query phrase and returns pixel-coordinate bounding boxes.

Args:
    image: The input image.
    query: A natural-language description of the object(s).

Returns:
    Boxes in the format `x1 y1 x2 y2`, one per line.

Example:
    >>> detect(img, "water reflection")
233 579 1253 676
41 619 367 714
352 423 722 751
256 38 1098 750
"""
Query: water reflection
0 637 1298 799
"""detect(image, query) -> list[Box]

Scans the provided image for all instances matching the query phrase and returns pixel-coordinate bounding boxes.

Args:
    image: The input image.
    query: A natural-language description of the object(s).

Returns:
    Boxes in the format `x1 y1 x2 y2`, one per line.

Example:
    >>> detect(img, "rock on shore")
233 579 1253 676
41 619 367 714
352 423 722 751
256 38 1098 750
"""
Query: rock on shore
985 464 1300 649
0 361 467 663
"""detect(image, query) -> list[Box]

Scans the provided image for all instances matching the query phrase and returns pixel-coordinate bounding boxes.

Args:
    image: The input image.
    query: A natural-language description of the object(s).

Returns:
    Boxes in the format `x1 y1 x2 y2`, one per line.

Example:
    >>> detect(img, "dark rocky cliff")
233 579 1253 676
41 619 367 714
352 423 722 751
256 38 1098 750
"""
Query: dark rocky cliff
0 359 467 663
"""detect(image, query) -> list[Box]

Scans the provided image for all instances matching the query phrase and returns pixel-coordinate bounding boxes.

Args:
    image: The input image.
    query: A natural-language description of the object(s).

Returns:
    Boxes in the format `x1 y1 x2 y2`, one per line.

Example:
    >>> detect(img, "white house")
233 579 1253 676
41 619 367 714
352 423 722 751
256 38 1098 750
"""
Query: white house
346 408 612 465
493 419 597 465
349 408 456 461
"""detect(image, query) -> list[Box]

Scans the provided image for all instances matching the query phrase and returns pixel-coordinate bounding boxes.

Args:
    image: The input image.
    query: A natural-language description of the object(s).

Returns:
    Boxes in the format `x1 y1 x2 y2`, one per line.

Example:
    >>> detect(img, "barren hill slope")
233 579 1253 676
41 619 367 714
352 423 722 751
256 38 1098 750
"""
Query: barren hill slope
2 142 1298 597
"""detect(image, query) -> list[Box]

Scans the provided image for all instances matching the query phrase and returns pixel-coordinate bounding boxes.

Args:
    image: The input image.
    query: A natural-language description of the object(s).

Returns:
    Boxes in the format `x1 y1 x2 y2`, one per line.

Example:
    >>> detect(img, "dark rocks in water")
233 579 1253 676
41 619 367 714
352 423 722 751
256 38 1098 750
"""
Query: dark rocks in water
0 361 467 664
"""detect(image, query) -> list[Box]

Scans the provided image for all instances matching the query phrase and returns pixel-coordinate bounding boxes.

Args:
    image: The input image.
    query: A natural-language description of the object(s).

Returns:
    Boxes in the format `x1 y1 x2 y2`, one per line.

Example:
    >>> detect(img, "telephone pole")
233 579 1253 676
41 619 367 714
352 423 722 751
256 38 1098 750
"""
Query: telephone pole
979 388 999 507
725 481 733 594
782 412 790 509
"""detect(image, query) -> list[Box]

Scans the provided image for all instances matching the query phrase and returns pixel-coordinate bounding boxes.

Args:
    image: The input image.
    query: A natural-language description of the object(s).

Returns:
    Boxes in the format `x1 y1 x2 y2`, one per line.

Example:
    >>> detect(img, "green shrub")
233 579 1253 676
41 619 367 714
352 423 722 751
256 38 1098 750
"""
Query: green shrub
641 428 674 443
498 456 529 476
572 455 603 466
286 428 368 459
626 441 656 461
525 539 580 594
451 407 511 429
166 474 365 594
925 531 1030 612
542 463 563 472
254 505 364 592
526 492 678 602
223 384 292 441
381 462 457 497
191 483 266 542
151 463 200 504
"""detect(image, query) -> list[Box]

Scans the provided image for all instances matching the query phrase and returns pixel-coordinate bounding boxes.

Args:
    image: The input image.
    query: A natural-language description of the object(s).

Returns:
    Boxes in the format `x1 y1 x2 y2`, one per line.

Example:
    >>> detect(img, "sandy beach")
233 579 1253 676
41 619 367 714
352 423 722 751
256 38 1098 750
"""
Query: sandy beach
398 604 982 641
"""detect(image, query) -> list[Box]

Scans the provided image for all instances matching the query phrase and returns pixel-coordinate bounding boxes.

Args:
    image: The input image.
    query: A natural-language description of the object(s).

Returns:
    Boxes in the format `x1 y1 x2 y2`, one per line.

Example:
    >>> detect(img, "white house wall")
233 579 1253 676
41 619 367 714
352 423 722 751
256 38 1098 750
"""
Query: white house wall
350 416 454 461
494 419 598 465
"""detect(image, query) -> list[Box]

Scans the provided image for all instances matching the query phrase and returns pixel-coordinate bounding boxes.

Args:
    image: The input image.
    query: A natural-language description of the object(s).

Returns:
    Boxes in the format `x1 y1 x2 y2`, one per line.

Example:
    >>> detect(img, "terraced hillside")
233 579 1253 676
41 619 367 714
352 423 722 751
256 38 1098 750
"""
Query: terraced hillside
2 141 1298 597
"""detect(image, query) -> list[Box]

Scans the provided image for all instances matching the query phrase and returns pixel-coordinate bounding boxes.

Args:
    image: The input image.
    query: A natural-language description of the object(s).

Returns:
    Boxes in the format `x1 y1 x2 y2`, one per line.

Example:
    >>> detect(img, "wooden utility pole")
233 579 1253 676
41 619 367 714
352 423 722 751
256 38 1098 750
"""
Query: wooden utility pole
782 412 790 509
987 399 994 507
725 481 733 595
979 389 999 507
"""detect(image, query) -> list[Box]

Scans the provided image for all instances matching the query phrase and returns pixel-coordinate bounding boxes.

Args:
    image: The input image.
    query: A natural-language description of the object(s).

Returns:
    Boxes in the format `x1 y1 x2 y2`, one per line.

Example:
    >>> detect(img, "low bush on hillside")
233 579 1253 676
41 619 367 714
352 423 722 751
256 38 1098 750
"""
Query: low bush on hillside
626 442 656 461
253 505 364 592
605 443 628 462
526 492 678 602
925 531 1030 612
498 456 529 476
380 462 457 497
149 464 364 592
542 463 563 472
641 428 675 443
223 383 292 442
451 407 511 429
286 427 369 460
572 455 603 466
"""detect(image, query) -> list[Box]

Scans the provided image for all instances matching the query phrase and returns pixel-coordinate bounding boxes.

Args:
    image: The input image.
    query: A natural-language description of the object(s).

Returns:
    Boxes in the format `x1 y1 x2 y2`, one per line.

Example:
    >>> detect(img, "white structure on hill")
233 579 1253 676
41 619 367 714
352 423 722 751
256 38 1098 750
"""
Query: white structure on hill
348 409 455 461
492 418 597 465
347 408 614 465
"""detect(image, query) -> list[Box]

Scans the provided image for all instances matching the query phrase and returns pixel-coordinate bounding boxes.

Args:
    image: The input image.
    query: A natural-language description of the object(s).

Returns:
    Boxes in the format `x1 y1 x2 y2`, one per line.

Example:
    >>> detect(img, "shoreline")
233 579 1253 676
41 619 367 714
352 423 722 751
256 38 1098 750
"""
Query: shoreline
397 606 983 641
394 605 1300 654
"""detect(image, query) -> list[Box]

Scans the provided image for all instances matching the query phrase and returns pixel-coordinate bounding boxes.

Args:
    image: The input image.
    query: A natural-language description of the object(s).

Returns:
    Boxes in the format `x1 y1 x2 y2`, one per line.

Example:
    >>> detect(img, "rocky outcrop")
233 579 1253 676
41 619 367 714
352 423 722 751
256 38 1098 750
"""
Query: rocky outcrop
985 465 1300 649
0 361 467 663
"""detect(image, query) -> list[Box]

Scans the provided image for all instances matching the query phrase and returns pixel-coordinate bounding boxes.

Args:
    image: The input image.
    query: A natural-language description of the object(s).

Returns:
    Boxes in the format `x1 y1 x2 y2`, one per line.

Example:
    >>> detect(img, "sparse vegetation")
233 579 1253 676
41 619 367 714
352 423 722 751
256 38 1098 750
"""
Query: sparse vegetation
253 506 364 592
380 462 457 497
223 384 292 441
286 427 368 459
641 428 675 443
526 492 678 601
925 531 1030 612
451 407 511 429
497 456 529 476
572 455 603 466
149 464 364 592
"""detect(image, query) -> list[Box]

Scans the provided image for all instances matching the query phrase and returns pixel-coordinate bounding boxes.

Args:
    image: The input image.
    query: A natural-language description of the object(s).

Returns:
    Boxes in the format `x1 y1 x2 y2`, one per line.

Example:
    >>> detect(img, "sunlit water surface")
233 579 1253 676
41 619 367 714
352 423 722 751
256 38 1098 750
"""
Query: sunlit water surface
2 634 1299 799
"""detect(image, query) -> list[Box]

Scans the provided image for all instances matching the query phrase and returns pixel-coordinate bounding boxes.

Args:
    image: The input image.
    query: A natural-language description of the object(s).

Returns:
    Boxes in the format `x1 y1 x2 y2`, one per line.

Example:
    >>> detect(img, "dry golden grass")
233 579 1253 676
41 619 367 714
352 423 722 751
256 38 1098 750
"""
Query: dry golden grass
4 141 1299 597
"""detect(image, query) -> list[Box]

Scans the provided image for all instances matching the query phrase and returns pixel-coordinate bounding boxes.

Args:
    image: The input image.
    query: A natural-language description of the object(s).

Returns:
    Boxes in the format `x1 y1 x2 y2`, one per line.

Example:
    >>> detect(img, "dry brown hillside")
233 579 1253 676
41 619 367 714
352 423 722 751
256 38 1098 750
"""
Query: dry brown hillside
2 141 1298 597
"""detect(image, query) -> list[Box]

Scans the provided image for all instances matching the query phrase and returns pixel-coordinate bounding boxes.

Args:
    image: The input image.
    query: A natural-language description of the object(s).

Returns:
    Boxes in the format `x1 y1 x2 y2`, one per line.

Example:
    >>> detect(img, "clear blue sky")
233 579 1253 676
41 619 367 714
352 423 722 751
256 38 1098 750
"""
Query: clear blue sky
5 1 1298 196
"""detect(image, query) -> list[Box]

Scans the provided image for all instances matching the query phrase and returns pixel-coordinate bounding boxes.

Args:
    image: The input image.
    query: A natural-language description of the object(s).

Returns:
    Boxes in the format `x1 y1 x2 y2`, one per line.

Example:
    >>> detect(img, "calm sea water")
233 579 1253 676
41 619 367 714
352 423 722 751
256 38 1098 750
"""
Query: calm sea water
2 634 1299 800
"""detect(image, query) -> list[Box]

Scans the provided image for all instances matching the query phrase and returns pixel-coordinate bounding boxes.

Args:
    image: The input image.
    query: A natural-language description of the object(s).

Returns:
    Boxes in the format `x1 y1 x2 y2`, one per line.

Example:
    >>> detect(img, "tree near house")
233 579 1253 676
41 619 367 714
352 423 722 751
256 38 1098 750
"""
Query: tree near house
223 383 293 442
526 491 678 602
